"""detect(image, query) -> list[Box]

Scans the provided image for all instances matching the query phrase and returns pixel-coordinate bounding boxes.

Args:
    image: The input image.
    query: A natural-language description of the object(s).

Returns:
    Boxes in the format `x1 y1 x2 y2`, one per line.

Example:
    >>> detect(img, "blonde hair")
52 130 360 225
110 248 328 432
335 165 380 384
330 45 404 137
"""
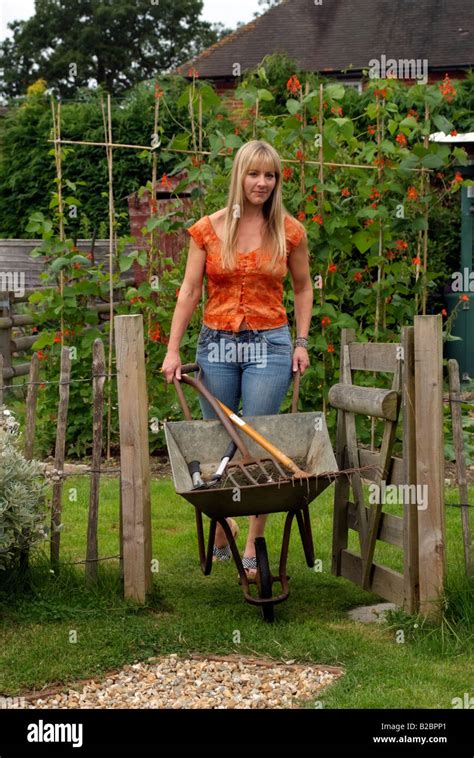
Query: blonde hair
220 140 289 271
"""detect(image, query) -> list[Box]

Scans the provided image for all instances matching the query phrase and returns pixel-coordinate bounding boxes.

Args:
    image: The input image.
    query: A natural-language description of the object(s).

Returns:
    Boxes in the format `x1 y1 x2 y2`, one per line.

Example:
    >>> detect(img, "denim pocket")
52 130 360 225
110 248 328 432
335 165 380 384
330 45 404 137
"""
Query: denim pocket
197 325 216 348
260 327 293 354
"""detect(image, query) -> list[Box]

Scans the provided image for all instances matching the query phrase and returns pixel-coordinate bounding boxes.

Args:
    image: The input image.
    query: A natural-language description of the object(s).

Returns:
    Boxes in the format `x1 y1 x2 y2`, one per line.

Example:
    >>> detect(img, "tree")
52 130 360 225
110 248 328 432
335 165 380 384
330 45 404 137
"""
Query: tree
0 0 229 99
254 0 282 15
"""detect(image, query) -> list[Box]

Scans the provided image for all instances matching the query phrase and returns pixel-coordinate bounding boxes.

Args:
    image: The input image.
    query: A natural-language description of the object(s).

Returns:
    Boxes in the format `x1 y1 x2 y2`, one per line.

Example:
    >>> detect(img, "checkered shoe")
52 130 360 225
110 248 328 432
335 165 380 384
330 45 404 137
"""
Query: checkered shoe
242 556 257 571
212 544 232 561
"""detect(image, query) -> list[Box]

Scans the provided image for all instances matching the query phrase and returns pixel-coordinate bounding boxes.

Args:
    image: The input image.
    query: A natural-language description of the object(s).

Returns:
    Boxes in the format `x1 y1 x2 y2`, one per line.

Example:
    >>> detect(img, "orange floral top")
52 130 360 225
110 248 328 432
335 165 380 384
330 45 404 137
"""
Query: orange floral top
186 214 306 331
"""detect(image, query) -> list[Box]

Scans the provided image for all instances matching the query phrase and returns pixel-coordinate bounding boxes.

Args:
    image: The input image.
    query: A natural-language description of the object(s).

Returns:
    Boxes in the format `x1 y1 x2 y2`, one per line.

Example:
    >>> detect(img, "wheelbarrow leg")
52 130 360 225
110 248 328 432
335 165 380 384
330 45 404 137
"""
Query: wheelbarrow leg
218 517 253 597
195 510 216 575
295 504 315 567
277 510 296 598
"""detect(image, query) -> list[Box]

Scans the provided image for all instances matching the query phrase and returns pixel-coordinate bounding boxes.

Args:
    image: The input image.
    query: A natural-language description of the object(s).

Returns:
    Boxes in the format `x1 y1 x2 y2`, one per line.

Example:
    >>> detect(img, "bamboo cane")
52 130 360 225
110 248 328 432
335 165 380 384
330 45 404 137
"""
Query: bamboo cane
50 99 65 348
101 95 115 460
421 103 430 315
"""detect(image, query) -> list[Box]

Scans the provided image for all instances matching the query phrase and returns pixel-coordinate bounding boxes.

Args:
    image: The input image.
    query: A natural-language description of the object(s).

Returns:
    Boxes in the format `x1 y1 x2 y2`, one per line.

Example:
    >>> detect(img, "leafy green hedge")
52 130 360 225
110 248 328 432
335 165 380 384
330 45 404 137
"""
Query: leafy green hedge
3 57 474 457
0 411 47 570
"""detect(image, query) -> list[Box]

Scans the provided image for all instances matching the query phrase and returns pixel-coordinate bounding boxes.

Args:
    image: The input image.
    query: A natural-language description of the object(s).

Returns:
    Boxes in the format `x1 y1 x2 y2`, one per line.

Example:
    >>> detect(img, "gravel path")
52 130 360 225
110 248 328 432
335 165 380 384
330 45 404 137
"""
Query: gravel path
16 655 343 709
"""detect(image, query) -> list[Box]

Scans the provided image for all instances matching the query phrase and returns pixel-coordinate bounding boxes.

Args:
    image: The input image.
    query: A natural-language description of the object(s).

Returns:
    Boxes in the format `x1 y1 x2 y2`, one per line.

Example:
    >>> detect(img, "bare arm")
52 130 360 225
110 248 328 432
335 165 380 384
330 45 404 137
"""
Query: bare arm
161 238 206 381
288 234 313 374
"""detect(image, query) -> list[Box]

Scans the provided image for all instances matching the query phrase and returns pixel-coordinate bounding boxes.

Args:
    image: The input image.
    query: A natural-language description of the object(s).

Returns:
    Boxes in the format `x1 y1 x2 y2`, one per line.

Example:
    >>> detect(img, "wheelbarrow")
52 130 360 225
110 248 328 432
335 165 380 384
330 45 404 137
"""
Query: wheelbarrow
164 363 338 622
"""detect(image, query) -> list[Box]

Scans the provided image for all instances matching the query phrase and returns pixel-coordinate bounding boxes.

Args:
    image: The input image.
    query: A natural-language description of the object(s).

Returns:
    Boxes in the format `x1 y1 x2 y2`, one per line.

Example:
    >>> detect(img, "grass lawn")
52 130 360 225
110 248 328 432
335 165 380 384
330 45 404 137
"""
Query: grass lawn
0 475 473 709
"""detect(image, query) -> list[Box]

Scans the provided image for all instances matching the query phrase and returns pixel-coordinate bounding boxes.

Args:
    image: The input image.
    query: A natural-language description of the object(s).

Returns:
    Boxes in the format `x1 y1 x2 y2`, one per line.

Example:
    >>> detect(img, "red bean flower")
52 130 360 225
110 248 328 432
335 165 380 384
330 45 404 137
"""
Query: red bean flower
328 263 337 273
439 74 456 103
412 257 422 266
327 344 335 353
341 187 350 197
312 214 323 225
321 316 331 327
286 75 301 94
396 133 407 147
149 323 161 342
353 271 363 282
283 166 293 180
407 186 419 201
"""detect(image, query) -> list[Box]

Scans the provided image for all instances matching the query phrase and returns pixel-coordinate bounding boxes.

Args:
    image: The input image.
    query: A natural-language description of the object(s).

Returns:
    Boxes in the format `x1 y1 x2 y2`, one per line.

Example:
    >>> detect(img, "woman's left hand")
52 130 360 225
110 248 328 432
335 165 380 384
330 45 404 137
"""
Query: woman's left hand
292 346 310 375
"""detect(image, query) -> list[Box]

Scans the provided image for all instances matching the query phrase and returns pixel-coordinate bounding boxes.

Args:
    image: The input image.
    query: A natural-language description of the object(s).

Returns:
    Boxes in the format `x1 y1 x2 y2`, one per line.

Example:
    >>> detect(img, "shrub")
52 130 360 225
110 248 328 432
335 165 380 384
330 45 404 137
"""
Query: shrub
0 409 48 570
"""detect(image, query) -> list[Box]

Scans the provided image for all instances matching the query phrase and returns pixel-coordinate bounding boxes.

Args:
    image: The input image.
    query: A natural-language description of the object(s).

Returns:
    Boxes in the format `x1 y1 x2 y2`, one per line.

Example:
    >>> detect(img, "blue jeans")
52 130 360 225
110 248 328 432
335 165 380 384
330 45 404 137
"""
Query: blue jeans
195 324 294 419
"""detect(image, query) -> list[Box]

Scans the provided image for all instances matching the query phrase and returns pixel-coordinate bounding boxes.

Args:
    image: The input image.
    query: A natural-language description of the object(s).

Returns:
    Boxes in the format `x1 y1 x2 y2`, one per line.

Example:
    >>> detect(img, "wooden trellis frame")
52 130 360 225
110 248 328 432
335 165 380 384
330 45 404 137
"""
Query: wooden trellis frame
330 316 445 616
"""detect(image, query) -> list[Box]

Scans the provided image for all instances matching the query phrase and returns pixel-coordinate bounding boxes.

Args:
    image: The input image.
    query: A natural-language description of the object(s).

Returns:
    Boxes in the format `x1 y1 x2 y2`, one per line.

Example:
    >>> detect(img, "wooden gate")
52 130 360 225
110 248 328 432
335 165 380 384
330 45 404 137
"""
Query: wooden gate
330 316 445 616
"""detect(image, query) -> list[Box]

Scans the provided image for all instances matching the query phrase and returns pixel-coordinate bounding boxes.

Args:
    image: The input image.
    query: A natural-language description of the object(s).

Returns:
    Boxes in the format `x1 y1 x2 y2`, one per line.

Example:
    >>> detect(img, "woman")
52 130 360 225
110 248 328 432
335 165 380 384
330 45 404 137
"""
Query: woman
161 140 313 576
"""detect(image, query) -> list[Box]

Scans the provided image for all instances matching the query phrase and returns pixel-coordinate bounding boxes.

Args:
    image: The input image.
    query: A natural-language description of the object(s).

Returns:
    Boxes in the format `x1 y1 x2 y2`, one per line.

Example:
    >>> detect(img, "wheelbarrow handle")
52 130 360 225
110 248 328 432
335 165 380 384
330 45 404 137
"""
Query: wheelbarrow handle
174 363 301 415
173 370 251 458
179 362 200 375
291 369 300 413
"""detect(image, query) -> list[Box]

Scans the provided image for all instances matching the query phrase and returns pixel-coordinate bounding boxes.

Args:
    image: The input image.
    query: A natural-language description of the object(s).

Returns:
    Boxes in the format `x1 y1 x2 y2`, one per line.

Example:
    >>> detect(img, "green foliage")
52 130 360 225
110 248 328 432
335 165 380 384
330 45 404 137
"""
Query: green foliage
12 57 474 455
0 412 48 570
0 78 193 237
0 0 222 98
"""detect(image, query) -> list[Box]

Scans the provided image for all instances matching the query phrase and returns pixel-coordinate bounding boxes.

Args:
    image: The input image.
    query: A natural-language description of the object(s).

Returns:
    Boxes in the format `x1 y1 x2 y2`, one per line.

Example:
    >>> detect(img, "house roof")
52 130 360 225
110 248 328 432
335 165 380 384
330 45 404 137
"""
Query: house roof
175 0 474 79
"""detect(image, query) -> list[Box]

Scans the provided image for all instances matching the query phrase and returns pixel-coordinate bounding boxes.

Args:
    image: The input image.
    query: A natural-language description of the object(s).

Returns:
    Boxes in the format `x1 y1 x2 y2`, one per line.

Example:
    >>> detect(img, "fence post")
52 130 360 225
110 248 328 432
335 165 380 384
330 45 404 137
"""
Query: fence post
50 346 72 567
448 358 472 577
114 314 152 603
0 292 12 388
414 315 445 616
24 352 39 460
401 326 419 613
86 339 106 584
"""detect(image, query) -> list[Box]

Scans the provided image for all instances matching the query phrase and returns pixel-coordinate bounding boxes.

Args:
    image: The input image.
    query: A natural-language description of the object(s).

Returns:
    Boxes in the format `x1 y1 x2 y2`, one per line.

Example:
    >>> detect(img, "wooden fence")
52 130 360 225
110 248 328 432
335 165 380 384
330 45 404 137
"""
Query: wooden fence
329 317 446 616
0 278 134 383
0 315 152 603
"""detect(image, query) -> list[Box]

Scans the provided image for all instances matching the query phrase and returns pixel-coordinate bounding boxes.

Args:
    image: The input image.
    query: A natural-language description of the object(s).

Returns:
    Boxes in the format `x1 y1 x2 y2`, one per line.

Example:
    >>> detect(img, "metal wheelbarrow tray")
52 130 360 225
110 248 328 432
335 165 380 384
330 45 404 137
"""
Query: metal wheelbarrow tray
164 363 339 622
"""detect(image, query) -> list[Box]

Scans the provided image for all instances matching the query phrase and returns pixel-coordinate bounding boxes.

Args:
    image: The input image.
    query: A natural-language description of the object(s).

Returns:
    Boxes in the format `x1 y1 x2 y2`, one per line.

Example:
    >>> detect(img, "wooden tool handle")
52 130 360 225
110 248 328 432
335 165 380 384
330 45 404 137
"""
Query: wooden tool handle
216 400 309 477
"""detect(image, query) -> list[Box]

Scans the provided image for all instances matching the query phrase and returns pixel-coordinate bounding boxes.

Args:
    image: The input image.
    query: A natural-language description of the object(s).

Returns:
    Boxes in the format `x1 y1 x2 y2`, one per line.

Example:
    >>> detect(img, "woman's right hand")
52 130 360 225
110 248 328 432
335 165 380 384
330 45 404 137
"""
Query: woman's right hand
161 350 182 384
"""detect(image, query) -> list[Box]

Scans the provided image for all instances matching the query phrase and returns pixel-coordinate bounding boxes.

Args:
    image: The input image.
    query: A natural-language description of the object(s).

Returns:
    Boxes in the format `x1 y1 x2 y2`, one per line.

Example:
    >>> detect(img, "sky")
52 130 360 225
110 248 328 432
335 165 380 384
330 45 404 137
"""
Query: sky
0 0 262 40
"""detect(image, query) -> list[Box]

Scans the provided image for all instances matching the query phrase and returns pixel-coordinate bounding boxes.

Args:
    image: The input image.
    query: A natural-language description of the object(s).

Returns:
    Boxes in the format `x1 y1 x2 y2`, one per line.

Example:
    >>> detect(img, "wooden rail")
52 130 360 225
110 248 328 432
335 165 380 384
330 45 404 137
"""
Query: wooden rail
0 279 134 382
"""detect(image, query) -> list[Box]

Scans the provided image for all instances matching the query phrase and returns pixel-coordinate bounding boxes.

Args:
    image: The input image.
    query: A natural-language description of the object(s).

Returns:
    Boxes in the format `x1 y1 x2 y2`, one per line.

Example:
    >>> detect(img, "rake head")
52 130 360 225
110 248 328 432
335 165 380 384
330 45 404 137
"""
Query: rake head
221 456 311 488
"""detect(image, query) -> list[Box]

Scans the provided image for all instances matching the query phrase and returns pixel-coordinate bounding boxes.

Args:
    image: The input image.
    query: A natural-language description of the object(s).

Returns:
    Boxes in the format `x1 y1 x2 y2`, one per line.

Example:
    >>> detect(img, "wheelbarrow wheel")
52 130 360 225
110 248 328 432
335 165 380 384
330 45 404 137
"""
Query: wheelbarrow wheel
255 537 274 623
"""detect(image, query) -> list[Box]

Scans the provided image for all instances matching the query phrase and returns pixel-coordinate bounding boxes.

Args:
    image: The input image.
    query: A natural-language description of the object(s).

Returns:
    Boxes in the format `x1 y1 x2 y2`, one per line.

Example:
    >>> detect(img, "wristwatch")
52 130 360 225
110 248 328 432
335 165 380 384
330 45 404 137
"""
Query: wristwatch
294 336 309 349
